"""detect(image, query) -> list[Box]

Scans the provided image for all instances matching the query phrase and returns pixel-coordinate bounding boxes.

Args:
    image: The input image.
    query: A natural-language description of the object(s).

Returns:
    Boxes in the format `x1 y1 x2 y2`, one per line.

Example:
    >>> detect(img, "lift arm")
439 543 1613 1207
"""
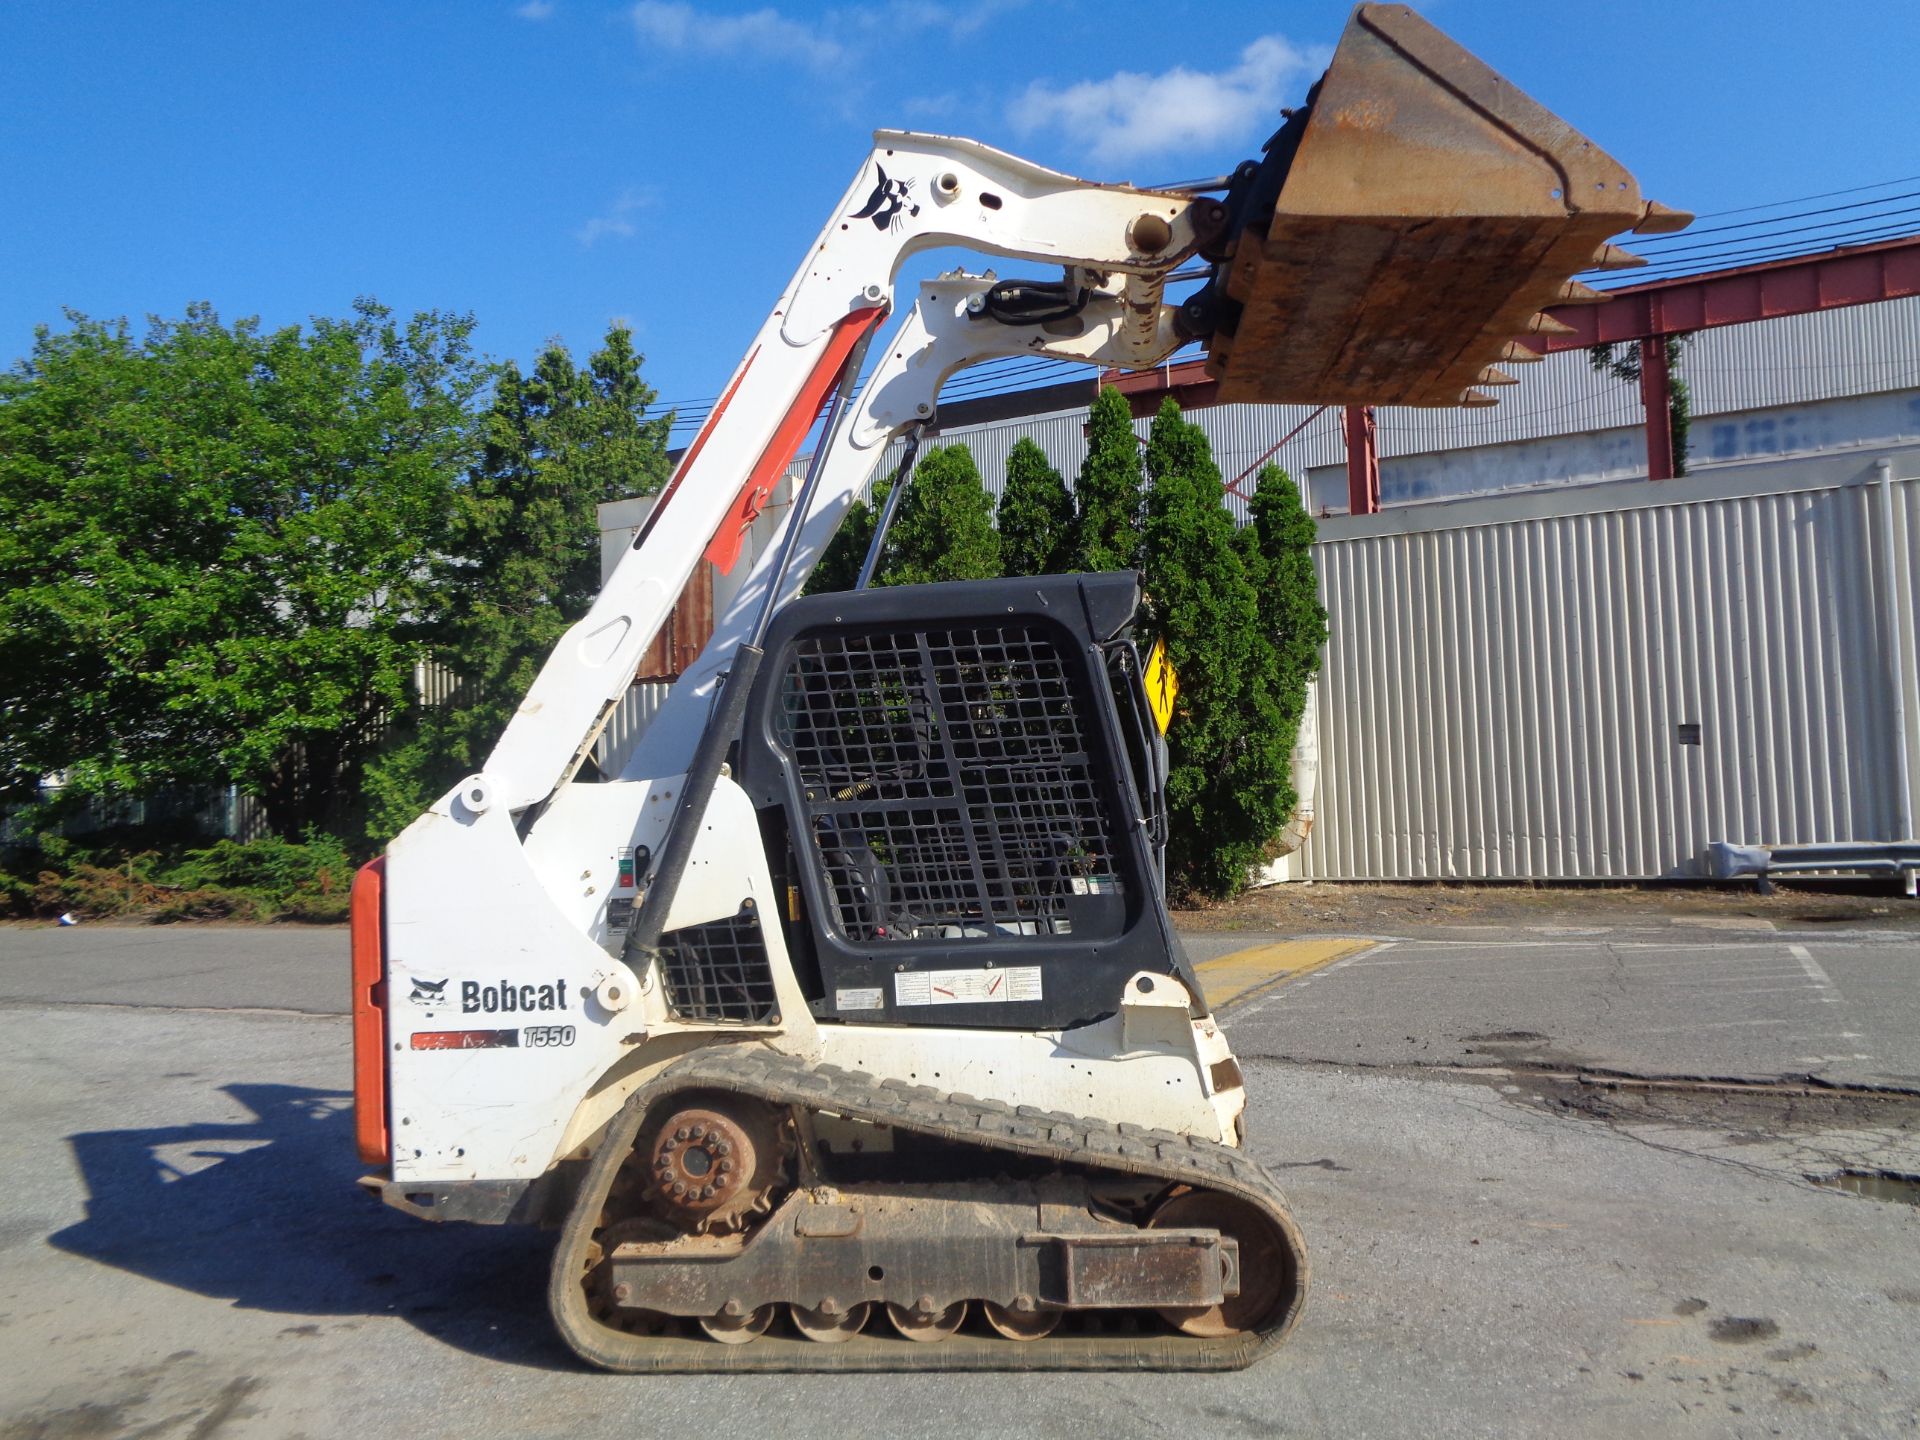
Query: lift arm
481 131 1223 816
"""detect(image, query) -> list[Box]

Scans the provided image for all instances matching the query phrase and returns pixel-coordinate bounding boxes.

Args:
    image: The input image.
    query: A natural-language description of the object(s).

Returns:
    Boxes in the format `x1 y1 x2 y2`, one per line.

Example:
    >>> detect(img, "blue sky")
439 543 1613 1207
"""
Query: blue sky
3 1 1916 431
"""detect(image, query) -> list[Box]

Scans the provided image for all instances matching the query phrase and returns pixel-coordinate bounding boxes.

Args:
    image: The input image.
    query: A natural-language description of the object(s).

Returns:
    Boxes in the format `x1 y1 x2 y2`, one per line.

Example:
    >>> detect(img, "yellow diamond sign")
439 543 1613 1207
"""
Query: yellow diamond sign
1144 637 1178 734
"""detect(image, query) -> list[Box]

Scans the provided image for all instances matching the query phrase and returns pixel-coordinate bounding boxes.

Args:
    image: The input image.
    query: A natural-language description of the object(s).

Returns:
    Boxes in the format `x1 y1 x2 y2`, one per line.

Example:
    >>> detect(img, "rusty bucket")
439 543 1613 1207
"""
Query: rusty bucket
1202 2 1688 408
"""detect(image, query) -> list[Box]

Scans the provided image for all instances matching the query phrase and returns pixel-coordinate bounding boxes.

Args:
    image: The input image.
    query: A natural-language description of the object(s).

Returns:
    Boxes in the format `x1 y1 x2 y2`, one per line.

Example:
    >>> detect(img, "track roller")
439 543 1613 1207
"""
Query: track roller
698 1306 775 1345
980 1302 1060 1341
885 1299 967 1342
791 1301 871 1342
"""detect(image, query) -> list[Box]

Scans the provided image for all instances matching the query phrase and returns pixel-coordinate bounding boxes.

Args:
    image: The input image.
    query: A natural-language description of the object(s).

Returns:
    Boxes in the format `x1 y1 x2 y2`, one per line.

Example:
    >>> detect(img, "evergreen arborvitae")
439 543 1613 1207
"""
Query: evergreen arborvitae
1139 398 1291 898
997 437 1074 576
875 444 1000 586
1072 384 1143 572
1237 464 1328 756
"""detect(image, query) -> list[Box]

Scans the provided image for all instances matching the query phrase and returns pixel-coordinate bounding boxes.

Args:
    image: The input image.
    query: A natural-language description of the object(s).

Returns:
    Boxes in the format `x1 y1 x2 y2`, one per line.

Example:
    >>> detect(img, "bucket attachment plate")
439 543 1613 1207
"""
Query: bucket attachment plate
1204 3 1687 408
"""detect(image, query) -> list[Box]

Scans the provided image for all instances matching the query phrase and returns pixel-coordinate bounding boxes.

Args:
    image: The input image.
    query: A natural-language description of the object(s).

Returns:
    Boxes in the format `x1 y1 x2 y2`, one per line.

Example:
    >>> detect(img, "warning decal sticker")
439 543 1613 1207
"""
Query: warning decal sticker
894 967 1043 1006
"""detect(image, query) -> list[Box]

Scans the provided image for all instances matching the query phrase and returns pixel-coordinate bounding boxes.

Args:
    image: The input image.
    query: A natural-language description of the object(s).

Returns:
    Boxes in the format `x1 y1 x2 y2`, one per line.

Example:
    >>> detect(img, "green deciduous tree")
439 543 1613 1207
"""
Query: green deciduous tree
0 300 486 839
873 444 1000 586
1072 384 1143 572
363 326 673 838
997 437 1074 577
1138 398 1293 898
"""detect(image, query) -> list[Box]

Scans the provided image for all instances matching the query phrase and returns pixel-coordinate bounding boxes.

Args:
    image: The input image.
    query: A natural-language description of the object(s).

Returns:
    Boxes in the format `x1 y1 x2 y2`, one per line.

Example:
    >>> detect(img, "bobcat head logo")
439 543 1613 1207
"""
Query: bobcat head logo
409 977 448 1007
849 165 919 233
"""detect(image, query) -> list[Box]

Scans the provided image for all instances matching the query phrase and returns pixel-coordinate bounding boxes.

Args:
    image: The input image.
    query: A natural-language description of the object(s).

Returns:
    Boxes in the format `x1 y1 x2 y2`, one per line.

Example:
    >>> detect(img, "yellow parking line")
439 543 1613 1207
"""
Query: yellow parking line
1195 938 1372 1010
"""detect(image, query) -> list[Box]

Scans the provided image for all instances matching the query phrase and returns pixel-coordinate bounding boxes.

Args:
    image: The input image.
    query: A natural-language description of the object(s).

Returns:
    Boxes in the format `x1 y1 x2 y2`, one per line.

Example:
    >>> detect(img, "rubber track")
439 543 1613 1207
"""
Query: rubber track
549 1043 1310 1372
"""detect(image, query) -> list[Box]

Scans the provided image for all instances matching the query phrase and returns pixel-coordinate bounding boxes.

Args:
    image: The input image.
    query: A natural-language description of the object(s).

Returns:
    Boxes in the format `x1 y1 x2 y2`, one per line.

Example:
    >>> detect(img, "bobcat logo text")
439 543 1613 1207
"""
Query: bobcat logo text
462 979 569 1014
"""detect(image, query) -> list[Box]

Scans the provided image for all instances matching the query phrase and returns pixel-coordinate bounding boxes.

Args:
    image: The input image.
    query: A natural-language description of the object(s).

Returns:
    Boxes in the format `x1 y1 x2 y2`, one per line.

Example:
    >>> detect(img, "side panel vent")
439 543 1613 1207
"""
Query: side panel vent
659 910 778 1023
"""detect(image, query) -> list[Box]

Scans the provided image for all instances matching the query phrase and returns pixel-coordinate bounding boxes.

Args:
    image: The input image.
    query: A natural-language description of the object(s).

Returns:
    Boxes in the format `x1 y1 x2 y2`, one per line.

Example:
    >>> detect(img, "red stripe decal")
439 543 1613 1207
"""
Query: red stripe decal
410 1029 522 1051
702 307 886 574
643 346 758 539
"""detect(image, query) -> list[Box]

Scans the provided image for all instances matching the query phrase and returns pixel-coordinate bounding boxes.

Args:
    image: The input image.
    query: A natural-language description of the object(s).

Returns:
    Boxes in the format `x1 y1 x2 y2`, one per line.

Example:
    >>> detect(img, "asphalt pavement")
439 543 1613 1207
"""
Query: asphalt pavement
1 920 1916 1438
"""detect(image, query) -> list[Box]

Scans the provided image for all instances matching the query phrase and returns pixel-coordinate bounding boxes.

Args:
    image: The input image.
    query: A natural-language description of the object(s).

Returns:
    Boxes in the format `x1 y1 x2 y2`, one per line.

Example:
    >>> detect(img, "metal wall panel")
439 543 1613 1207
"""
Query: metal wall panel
593 682 670 777
1298 452 1920 879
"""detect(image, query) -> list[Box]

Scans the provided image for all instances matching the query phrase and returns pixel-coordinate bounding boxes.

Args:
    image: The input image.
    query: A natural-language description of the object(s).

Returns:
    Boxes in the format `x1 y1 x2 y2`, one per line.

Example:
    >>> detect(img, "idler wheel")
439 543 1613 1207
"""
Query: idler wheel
698 1304 775 1345
885 1299 966 1342
790 1300 871 1343
1148 1190 1289 1337
980 1301 1059 1341
643 1099 788 1234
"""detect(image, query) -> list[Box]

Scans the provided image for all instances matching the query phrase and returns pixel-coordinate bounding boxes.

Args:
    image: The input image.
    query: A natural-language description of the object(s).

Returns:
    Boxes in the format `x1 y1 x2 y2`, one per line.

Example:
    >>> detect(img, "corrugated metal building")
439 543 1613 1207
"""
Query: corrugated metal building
1293 451 1919 880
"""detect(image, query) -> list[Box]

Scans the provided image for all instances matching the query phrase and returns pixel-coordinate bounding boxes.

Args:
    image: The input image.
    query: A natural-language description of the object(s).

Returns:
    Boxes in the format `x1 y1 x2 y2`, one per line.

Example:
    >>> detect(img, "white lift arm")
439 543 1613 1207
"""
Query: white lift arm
480 130 1222 816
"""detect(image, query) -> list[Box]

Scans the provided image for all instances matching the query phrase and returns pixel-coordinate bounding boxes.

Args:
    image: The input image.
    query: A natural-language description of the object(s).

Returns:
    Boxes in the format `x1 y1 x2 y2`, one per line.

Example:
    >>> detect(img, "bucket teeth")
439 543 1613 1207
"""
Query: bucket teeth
1498 341 1544 363
1524 313 1578 337
1476 366 1519 386
1634 200 1694 235
1556 280 1610 305
1587 243 1648 271
1460 389 1500 408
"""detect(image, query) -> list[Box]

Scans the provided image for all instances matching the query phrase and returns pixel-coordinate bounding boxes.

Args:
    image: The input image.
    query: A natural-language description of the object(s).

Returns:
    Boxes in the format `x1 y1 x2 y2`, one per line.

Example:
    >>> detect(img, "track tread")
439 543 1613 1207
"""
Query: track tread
549 1043 1309 1373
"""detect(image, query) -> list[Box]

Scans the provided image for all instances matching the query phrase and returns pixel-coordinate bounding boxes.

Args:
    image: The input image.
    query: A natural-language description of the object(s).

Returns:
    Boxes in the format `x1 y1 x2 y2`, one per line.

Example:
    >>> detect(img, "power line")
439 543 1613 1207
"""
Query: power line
1691 173 1920 220
1589 218 1920 285
1632 189 1920 243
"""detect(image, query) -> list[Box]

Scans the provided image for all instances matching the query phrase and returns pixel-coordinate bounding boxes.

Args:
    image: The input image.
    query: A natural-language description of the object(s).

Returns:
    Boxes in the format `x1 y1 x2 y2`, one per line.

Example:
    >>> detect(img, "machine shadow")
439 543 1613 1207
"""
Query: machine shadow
49 1082 575 1370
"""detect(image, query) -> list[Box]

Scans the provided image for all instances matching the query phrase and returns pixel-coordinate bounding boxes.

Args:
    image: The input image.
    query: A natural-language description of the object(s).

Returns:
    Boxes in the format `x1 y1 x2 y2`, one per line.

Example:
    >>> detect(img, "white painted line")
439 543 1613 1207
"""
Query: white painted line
1635 975 1812 990
1620 960 1827 971
1627 1018 1794 1034
1787 943 1838 989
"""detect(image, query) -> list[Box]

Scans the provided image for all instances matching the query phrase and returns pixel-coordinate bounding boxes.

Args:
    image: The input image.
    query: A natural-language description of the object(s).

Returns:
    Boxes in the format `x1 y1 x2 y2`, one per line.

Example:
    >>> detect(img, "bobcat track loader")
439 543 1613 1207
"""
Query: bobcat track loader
350 4 1684 1371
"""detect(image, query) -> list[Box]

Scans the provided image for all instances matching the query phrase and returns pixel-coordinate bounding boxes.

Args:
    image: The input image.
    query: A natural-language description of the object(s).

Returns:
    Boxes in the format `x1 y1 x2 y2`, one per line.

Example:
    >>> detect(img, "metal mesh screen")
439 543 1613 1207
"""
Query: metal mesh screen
777 623 1123 943
659 910 778 1023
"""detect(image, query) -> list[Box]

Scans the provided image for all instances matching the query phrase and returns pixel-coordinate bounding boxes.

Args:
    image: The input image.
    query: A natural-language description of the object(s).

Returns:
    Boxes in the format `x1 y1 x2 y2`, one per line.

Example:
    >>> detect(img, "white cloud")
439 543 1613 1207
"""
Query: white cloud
515 0 555 18
576 188 655 247
628 1 1028 74
631 2 843 72
1008 35 1327 167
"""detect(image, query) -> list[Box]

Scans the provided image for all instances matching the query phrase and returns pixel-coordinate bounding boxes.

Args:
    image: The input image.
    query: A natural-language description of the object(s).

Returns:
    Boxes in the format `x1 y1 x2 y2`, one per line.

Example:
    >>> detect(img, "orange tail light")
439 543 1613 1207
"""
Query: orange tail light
350 857 390 1166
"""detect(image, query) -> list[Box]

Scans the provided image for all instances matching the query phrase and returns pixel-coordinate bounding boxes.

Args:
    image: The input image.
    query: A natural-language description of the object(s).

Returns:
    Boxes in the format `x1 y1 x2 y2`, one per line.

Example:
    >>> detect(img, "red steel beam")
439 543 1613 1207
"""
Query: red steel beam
1106 360 1218 417
1537 233 1920 351
1343 404 1381 516
1638 338 1675 482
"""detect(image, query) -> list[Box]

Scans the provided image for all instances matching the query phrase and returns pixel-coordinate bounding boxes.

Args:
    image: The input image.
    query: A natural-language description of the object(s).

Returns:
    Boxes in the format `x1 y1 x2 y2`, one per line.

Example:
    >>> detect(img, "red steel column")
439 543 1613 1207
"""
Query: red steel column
1343 404 1380 515
1639 338 1675 481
